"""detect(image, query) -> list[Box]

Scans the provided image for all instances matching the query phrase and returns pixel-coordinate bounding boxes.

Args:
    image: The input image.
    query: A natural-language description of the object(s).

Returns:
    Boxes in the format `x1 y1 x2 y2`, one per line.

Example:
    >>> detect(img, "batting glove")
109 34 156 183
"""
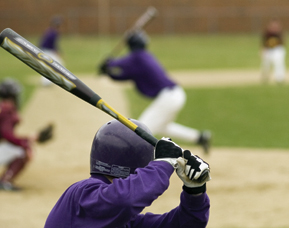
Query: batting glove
154 137 183 168
98 58 111 75
176 150 211 194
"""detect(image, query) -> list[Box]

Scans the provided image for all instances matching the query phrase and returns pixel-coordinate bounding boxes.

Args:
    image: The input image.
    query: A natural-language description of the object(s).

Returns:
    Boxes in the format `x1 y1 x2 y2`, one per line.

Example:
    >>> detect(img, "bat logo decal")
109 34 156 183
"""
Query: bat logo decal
38 52 53 63
1 37 76 91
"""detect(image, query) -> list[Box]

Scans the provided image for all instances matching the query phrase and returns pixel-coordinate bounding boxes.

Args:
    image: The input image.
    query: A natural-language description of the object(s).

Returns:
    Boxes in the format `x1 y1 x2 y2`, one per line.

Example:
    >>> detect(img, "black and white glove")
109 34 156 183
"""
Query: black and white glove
176 150 211 194
154 137 183 168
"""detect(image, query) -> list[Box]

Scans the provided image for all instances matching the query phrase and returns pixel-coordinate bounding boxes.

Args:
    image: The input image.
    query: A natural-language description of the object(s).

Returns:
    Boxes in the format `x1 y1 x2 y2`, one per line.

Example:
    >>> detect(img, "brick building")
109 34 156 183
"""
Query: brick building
1 0 289 35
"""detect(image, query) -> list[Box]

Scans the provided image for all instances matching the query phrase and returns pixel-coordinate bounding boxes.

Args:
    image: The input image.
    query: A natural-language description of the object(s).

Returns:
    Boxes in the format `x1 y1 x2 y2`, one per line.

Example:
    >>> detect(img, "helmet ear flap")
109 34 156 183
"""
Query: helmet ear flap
90 119 154 178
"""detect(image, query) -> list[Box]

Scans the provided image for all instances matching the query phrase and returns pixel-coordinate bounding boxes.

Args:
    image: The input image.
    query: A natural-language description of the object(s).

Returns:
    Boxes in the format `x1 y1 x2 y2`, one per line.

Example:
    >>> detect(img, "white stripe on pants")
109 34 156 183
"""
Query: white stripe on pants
138 86 200 142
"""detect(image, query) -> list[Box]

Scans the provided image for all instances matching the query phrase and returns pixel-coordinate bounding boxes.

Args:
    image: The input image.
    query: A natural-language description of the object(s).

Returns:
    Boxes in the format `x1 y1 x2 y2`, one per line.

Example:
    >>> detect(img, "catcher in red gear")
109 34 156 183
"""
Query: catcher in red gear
0 78 54 191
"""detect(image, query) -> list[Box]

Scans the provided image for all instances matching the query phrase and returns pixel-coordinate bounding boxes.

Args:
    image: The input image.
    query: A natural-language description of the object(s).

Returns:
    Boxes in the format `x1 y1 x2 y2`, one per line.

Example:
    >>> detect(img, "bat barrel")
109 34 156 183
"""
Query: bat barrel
0 28 99 106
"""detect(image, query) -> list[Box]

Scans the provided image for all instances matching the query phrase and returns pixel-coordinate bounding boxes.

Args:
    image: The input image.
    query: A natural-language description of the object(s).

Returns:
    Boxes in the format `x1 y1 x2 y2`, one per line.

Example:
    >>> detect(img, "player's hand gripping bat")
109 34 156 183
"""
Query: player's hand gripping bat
0 28 210 183
107 6 158 58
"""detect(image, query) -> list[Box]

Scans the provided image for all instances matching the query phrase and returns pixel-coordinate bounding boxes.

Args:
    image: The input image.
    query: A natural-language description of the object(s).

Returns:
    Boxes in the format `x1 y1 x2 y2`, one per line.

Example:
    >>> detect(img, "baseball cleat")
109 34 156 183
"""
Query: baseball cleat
0 181 22 191
197 131 212 154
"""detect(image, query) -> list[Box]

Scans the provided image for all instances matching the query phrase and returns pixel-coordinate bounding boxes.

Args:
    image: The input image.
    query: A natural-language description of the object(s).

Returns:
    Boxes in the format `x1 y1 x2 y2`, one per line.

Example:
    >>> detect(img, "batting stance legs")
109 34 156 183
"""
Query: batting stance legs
139 86 203 144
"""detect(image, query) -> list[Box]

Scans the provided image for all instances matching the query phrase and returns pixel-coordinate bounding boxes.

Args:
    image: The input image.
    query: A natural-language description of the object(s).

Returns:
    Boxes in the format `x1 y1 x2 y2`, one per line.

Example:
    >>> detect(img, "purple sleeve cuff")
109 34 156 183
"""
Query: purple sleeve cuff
181 189 210 211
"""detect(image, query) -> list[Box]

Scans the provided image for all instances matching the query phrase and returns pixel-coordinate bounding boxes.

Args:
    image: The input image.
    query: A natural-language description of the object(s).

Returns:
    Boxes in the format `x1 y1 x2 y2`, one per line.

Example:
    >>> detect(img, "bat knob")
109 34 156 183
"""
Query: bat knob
196 169 210 184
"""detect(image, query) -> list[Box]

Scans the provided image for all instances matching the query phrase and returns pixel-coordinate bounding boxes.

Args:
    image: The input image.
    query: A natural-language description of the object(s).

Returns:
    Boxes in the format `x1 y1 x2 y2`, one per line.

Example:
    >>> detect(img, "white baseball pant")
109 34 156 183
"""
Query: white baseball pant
138 86 200 142
0 141 25 166
261 45 286 82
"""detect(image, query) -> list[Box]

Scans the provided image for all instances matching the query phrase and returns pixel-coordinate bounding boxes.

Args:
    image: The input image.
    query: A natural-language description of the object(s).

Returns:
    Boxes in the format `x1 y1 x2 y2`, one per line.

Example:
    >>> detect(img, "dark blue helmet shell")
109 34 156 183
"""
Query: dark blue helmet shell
126 30 148 51
90 119 154 178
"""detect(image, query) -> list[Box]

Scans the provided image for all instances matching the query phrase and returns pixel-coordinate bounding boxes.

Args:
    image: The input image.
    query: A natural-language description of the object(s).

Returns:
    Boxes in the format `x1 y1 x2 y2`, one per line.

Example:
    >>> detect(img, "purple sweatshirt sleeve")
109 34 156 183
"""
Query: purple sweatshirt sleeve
129 191 210 228
44 161 174 228
45 160 210 228
78 161 174 227
106 50 176 97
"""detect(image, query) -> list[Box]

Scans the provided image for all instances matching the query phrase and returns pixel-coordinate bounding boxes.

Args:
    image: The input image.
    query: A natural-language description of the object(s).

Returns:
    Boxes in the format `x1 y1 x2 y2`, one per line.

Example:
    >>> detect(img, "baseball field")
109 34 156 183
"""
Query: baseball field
1 34 289 227
0 72 288 228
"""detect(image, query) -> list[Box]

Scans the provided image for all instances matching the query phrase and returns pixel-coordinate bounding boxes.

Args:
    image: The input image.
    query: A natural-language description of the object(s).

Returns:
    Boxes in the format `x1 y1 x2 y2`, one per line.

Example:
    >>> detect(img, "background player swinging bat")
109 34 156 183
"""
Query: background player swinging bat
0 28 210 183
107 6 158 57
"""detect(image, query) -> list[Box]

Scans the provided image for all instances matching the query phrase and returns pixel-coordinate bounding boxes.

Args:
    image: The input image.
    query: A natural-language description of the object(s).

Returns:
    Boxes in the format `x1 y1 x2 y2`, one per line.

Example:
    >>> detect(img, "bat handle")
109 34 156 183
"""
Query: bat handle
135 126 158 146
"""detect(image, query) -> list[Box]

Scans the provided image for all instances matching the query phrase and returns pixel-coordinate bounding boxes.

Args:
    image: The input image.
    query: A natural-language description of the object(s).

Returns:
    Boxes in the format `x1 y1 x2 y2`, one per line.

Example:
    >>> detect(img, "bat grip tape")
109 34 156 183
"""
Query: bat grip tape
89 94 102 106
135 127 158 146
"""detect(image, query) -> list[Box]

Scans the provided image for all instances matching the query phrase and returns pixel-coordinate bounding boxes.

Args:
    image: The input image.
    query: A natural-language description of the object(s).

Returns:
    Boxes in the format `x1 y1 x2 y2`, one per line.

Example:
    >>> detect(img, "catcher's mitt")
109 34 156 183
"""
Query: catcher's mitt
37 123 54 143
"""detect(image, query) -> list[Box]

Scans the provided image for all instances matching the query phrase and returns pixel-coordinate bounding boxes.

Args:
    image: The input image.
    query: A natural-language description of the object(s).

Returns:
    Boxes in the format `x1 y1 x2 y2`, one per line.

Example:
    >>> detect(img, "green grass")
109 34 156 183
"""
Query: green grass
126 84 289 149
150 34 261 70
62 33 263 72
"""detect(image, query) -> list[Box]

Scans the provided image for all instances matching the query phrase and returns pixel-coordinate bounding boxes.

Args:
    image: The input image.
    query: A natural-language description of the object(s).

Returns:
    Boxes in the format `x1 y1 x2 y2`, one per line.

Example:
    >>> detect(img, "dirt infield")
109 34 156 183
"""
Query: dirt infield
1 71 289 228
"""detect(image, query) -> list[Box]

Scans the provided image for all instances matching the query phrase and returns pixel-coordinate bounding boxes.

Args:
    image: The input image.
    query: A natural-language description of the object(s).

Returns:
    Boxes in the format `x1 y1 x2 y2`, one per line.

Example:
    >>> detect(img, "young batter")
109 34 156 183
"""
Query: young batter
99 30 211 153
44 119 210 228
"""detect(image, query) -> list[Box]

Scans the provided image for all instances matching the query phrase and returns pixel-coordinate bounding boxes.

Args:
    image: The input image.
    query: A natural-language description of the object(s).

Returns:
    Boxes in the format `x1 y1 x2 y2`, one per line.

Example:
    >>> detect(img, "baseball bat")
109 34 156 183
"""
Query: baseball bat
0 28 156 145
107 6 158 57
0 28 209 183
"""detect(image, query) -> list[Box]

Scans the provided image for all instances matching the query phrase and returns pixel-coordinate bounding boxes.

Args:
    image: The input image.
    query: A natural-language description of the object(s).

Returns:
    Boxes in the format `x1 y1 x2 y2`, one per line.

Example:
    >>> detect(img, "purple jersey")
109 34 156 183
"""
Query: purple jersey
44 161 210 228
40 28 59 51
106 50 177 98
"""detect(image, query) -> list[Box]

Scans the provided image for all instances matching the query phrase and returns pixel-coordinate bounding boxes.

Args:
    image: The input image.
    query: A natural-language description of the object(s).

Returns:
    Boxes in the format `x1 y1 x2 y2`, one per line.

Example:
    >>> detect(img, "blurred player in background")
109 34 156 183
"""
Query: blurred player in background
99 30 212 154
44 119 210 228
0 78 54 191
0 78 36 191
261 18 286 83
39 15 64 86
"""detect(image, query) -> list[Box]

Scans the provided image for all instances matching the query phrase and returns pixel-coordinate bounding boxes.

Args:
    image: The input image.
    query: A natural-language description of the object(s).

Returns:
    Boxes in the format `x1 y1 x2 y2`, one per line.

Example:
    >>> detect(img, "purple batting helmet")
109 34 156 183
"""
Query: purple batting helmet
90 119 154 178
